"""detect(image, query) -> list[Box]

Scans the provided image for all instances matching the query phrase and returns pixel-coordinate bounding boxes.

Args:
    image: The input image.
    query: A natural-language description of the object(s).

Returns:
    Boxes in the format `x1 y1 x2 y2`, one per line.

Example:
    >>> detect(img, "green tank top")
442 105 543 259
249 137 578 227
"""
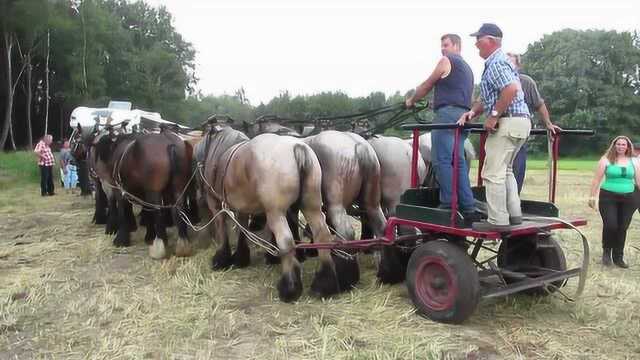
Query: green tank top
601 161 635 194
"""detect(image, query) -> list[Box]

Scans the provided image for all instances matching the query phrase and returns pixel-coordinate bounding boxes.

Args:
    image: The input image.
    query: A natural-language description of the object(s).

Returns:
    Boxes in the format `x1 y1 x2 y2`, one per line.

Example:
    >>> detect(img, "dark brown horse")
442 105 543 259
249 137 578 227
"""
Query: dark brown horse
201 125 358 302
92 129 197 259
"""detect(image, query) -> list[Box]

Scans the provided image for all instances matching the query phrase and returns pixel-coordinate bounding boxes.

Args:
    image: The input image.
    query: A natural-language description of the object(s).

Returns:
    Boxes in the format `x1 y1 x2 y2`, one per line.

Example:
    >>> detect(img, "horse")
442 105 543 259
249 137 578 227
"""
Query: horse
301 130 387 240
407 132 477 187
200 125 358 302
92 129 197 259
368 135 427 217
71 124 135 232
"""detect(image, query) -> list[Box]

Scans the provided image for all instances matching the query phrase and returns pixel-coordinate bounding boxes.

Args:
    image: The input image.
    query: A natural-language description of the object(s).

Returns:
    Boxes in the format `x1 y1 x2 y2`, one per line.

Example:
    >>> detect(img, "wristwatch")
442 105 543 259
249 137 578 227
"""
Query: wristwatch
490 109 499 117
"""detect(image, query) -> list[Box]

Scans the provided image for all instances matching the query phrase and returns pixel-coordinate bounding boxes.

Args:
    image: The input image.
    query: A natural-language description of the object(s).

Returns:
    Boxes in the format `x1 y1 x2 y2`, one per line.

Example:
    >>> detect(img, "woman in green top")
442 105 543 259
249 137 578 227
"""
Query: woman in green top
589 136 640 268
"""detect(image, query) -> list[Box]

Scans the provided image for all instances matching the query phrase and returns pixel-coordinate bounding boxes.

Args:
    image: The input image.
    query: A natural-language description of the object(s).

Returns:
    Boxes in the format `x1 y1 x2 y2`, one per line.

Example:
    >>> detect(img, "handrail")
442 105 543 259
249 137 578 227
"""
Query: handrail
402 122 596 224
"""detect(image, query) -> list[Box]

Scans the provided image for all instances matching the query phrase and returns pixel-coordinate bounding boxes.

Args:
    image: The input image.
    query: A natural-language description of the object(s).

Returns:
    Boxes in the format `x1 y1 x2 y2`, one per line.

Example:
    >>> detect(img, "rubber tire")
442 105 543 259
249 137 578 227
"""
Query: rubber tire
406 240 480 324
497 234 567 295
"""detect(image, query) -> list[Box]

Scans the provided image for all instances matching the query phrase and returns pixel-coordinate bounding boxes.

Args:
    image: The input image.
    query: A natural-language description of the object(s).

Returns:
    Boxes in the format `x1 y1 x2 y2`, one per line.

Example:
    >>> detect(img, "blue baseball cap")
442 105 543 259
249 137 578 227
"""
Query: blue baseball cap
470 23 503 38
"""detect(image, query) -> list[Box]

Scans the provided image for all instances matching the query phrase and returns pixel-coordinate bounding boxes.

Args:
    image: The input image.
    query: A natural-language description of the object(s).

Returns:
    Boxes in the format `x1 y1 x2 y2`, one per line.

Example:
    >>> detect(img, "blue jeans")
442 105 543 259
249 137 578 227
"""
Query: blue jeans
512 142 527 194
432 106 476 212
64 164 78 189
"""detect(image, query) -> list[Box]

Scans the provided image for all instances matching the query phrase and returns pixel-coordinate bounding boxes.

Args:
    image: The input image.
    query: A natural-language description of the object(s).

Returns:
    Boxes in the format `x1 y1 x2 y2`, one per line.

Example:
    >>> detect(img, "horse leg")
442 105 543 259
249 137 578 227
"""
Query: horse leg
94 180 108 224
209 198 233 269
286 206 309 262
113 191 131 247
105 190 118 235
125 200 137 232
251 214 279 265
173 206 192 257
147 192 168 259
327 205 355 241
140 209 156 245
231 214 251 267
266 211 303 302
172 184 193 257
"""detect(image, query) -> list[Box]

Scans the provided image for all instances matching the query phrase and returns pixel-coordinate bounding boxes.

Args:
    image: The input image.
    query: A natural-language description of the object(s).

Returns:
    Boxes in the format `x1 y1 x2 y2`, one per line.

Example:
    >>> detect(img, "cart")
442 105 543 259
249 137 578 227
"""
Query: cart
297 123 594 324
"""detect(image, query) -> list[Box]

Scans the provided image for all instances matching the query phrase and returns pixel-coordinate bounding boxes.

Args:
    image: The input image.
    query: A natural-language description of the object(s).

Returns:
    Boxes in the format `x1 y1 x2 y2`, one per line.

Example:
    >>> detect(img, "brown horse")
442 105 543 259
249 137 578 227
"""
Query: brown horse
201 125 358 302
92 129 197 259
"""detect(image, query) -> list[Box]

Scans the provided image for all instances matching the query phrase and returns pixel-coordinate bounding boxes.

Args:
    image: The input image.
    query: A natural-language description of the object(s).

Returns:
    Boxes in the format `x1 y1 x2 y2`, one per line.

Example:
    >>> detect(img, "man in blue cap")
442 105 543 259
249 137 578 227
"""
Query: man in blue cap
457 23 531 231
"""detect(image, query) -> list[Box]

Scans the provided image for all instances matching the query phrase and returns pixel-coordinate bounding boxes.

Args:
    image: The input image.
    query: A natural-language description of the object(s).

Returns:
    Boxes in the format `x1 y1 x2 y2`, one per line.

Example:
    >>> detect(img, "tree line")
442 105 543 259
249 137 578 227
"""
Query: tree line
1 0 639 154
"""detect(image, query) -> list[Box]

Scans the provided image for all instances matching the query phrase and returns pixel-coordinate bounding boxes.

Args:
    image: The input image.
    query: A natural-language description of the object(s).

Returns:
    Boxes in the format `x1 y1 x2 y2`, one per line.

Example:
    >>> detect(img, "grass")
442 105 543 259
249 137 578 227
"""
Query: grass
1 166 639 359
469 157 598 172
0 150 65 193
0 151 41 190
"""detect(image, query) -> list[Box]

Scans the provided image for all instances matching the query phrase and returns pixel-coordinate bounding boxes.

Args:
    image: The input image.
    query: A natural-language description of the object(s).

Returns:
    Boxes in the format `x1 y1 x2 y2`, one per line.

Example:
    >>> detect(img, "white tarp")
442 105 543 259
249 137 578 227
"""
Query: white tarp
70 105 187 137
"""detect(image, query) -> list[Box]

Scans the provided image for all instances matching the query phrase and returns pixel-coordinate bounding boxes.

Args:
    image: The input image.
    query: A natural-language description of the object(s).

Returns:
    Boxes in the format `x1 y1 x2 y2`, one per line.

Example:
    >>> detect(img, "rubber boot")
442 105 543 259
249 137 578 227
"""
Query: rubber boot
612 248 629 268
602 248 613 266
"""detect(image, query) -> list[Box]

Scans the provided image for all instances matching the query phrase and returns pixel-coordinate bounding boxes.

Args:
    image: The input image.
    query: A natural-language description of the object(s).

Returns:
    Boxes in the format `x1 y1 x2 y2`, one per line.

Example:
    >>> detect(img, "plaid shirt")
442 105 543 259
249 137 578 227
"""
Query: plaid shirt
479 48 530 117
34 140 55 166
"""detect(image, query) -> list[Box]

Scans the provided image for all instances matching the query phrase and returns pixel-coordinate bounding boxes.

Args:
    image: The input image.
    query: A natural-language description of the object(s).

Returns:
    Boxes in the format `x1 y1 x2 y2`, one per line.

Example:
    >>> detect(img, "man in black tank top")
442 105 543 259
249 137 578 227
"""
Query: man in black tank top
406 34 478 220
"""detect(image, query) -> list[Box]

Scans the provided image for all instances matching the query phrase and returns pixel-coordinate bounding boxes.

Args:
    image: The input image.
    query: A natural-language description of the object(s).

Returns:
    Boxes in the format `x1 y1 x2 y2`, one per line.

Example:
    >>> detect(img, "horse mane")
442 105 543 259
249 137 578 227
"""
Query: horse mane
95 133 138 163
205 126 249 164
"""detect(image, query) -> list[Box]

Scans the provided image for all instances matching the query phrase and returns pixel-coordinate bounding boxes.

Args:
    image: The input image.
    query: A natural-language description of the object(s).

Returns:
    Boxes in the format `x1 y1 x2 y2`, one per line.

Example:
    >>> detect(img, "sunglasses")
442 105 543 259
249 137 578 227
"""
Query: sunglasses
621 166 627 178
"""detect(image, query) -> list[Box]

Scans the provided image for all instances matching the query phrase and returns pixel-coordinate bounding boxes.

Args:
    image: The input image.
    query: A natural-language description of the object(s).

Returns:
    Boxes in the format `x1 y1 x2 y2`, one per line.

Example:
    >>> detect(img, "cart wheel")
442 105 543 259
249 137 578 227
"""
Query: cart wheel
406 240 480 324
497 234 567 295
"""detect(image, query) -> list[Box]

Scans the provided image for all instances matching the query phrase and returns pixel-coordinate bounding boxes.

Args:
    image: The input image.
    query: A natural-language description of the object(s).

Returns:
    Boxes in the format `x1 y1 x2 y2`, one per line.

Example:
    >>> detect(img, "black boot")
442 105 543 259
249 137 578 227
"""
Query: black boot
602 248 613 266
612 248 629 268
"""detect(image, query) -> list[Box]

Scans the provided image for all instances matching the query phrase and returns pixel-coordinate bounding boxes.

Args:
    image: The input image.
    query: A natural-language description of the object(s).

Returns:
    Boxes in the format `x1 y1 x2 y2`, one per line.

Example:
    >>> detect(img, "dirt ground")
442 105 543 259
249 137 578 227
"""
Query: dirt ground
1 169 640 359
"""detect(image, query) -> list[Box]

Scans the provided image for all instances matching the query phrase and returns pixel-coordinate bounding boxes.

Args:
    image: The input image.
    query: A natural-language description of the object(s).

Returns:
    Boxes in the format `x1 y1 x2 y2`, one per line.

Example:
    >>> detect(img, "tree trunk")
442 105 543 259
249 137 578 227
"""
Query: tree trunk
44 30 50 136
8 119 16 150
25 52 33 149
81 1 88 95
0 31 14 150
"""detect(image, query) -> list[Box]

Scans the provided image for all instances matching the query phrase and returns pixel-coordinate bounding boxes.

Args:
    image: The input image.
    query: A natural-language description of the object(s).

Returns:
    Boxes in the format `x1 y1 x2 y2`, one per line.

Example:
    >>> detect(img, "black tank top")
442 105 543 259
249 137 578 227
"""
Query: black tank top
432 54 474 111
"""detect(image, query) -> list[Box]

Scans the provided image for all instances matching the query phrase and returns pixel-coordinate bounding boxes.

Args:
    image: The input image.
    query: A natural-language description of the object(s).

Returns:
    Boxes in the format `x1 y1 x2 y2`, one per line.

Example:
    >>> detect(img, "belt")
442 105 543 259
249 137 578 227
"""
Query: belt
500 113 529 118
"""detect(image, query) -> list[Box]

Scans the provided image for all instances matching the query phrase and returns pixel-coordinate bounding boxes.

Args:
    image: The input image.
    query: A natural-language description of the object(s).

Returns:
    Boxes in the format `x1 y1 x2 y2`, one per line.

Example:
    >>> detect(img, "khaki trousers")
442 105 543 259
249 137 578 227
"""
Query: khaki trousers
481 116 531 225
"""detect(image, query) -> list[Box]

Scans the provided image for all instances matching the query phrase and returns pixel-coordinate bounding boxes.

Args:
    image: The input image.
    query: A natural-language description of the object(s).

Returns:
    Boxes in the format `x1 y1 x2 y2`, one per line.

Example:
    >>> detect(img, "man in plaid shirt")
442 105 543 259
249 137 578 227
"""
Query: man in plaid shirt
34 134 56 196
457 23 531 231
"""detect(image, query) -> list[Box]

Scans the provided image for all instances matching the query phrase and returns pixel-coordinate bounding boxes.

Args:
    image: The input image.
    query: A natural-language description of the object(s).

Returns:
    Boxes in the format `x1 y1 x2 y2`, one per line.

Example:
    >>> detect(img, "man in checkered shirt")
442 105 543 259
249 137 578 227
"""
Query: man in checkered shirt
457 23 531 231
34 134 56 196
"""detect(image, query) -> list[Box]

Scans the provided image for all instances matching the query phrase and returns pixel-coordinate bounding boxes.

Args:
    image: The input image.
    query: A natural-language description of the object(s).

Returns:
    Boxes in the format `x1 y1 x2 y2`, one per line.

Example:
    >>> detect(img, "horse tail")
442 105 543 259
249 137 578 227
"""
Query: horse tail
293 143 314 192
183 141 201 223
354 142 380 180
167 143 179 185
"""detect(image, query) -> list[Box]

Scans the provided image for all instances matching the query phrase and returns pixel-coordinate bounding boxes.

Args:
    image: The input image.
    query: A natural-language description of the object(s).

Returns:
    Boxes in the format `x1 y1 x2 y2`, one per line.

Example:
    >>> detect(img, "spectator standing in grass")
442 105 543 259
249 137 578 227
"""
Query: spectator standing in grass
59 140 78 193
589 135 640 268
34 134 55 196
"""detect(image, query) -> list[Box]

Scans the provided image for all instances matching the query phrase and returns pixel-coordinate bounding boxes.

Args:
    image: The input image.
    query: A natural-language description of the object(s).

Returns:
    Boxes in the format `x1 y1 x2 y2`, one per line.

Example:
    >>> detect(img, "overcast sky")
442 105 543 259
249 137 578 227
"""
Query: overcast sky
145 0 639 105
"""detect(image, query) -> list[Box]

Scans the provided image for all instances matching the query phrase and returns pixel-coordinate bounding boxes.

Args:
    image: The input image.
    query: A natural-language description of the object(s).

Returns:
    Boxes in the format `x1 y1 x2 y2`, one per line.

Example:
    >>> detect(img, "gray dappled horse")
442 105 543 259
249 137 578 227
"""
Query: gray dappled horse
200 126 359 302
408 132 477 188
368 135 427 217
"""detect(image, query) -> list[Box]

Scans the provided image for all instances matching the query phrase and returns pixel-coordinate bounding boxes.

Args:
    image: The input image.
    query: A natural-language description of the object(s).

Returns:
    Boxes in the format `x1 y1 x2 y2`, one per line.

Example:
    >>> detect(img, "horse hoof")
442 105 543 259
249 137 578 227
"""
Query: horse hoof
277 265 303 303
175 238 193 257
232 250 251 268
112 233 131 247
310 262 340 297
144 233 155 245
211 250 233 270
295 248 307 263
149 238 166 259
376 248 406 284
333 254 360 291
264 253 281 265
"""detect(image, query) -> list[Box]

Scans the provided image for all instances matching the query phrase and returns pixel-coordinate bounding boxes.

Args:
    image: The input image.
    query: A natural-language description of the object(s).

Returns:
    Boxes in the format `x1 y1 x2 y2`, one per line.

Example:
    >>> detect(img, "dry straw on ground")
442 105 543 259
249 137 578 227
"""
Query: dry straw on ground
1 169 640 359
